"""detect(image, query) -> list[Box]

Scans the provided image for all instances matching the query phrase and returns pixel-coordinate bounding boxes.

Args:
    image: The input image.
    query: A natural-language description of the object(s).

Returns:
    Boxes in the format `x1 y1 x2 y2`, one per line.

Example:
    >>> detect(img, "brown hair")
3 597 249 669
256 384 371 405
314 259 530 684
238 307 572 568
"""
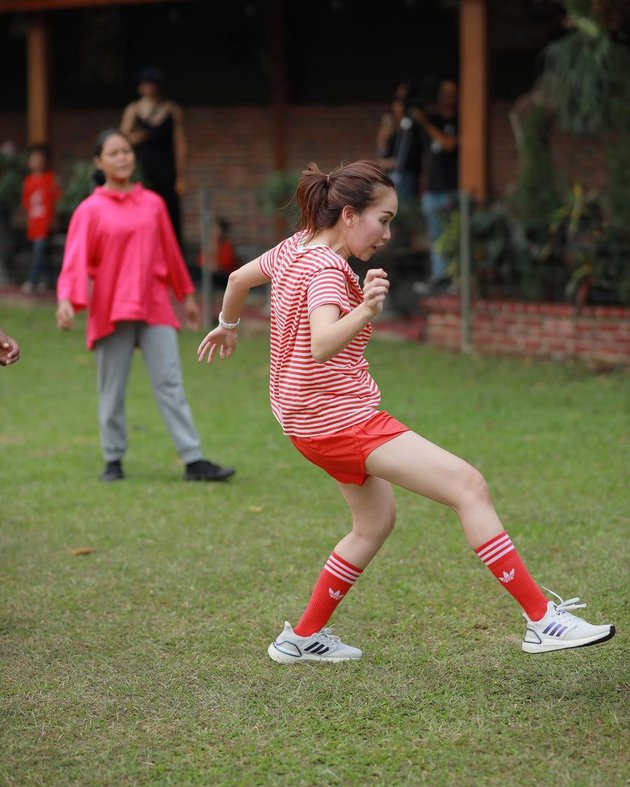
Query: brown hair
93 128 131 157
295 160 394 239
92 129 132 185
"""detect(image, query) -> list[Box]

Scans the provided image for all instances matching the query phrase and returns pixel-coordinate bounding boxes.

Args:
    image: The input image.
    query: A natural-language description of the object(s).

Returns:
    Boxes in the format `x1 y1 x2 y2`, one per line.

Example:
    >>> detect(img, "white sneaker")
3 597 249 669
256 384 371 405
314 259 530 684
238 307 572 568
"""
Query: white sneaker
267 621 362 664
522 588 615 654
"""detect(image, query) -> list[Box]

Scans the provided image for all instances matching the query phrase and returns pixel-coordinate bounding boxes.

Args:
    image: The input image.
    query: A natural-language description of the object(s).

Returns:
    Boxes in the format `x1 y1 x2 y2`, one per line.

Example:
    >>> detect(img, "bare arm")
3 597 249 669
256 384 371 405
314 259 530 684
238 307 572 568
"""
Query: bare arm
120 102 148 147
56 299 75 330
120 103 136 135
375 113 394 156
375 155 395 172
121 102 151 147
416 111 458 152
197 257 269 363
310 268 390 363
183 293 200 330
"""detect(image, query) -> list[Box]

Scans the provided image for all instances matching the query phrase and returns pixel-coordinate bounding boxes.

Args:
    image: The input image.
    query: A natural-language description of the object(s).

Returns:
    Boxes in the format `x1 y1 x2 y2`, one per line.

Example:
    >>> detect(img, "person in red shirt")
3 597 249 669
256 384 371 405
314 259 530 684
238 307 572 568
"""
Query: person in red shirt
212 217 240 285
21 144 61 294
198 159 615 664
56 129 235 484
196 216 240 290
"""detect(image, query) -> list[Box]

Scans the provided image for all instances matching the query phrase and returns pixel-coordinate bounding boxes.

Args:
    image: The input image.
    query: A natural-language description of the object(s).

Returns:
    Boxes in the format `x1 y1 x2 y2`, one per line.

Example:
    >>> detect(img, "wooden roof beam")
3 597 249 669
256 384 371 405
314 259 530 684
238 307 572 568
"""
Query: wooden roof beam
0 0 183 13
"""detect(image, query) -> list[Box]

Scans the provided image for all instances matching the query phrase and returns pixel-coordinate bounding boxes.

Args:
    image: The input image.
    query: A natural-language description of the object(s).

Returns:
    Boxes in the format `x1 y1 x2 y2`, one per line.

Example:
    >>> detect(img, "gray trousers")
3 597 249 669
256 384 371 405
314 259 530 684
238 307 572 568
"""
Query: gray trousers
95 322 203 464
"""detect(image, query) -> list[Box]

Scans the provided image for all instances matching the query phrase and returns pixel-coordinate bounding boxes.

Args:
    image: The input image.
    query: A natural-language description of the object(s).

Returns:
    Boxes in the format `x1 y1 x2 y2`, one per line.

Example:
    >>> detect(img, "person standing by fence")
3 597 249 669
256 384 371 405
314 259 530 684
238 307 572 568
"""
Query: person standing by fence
376 93 424 202
416 79 460 294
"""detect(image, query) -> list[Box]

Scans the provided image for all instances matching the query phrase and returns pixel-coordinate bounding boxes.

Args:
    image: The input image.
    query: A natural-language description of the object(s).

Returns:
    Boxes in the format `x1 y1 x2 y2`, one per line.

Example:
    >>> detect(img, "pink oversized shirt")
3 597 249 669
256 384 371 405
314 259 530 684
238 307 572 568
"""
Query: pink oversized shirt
57 184 195 349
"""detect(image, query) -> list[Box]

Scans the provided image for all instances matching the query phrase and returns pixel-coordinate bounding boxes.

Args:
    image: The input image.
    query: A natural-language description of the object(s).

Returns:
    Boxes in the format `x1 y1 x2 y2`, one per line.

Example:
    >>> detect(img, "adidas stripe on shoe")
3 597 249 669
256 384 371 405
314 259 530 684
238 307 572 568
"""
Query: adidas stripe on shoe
522 589 615 654
267 621 362 664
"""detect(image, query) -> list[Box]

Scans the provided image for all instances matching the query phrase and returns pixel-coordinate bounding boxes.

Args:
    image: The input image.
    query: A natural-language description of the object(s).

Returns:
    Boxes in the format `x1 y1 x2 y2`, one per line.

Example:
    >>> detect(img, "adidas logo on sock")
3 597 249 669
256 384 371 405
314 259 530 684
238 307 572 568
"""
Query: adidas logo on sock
328 588 344 600
499 568 515 583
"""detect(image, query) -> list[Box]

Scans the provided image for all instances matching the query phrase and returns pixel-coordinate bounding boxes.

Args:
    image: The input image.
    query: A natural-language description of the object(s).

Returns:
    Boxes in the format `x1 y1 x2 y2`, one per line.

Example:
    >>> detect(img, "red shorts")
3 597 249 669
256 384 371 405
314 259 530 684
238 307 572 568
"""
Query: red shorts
289 410 410 486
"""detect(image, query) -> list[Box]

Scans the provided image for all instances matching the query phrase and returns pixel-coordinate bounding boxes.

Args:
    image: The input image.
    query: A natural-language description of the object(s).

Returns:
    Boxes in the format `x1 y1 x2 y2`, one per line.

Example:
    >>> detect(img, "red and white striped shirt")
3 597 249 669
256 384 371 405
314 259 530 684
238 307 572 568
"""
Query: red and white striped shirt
259 231 381 437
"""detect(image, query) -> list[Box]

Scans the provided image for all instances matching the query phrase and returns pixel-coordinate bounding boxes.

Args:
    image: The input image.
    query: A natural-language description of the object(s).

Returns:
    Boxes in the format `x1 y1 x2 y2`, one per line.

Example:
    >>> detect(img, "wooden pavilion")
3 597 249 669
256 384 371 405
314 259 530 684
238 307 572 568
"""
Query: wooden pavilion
0 0 490 201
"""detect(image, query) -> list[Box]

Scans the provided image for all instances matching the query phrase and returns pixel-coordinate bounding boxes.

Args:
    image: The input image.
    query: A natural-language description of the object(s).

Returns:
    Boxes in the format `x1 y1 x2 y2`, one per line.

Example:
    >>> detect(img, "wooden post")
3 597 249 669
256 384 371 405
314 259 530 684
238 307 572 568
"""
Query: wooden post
26 12 49 145
459 190 472 353
459 0 488 202
199 187 214 330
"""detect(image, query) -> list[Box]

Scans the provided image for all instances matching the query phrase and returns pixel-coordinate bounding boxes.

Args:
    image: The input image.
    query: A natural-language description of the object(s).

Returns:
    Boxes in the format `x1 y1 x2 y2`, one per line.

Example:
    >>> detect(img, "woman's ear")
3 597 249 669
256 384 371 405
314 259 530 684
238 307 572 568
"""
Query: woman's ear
341 205 356 227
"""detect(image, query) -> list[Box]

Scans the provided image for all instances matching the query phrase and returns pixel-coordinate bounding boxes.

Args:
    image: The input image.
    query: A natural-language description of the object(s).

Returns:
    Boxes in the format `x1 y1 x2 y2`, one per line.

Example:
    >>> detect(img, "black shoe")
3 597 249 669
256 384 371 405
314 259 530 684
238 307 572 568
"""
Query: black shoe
184 459 235 482
100 460 124 482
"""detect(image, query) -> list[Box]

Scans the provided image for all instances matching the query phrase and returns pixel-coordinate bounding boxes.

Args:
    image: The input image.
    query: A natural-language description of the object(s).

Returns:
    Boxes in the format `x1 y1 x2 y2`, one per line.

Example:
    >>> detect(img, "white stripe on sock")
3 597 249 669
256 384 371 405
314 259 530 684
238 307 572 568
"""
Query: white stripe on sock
327 554 361 579
477 534 511 562
325 566 357 583
480 540 514 564
484 544 515 566
325 555 361 584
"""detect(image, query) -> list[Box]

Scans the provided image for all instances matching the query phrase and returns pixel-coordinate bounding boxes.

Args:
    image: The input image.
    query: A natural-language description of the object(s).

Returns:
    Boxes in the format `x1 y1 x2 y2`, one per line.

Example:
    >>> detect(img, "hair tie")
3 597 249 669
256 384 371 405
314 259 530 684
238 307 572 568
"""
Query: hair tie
326 173 330 186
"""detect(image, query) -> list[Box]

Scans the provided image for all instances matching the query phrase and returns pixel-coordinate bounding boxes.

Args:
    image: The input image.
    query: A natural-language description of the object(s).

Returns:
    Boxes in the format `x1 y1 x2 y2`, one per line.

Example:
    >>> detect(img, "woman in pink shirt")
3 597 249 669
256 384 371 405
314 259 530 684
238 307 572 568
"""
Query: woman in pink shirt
198 160 614 663
56 129 234 484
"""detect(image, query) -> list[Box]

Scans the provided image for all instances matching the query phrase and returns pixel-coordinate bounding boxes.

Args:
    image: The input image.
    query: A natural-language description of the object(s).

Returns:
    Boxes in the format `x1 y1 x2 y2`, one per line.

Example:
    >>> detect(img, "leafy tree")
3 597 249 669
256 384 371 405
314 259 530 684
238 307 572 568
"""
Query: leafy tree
536 0 630 135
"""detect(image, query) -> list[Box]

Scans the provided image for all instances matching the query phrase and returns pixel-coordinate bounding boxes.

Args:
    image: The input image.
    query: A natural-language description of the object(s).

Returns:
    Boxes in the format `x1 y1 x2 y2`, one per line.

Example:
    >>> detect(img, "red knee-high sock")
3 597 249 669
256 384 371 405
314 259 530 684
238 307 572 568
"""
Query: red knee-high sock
294 552 363 636
475 531 548 621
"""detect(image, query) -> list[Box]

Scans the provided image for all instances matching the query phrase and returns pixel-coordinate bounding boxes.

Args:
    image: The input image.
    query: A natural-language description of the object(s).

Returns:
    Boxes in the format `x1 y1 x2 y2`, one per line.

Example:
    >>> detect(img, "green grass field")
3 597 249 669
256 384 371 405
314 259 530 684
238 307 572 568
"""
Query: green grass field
1 301 628 786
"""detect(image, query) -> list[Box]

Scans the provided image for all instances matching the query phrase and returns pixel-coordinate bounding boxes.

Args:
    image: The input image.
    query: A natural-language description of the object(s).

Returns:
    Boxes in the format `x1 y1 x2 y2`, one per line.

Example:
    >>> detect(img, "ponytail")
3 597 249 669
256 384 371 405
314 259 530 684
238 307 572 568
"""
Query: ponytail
295 162 328 237
296 160 394 239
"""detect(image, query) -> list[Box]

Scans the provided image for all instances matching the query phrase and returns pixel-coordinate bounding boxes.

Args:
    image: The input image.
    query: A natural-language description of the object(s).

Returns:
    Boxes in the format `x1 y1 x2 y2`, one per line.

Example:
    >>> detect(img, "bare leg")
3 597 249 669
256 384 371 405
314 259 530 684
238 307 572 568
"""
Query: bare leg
333 475 397 569
290 475 396 636
365 431 503 550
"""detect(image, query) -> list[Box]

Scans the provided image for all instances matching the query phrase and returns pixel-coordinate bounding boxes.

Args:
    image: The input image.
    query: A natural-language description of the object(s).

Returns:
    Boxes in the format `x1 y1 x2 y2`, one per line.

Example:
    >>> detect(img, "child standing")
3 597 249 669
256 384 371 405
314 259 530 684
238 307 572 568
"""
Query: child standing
21 144 61 294
198 160 615 664
196 216 240 290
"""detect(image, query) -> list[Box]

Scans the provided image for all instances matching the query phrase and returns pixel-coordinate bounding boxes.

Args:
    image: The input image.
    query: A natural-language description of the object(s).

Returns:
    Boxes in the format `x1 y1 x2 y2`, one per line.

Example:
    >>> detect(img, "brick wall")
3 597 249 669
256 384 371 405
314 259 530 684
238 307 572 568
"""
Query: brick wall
2 100 610 254
422 296 630 367
1 104 385 256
